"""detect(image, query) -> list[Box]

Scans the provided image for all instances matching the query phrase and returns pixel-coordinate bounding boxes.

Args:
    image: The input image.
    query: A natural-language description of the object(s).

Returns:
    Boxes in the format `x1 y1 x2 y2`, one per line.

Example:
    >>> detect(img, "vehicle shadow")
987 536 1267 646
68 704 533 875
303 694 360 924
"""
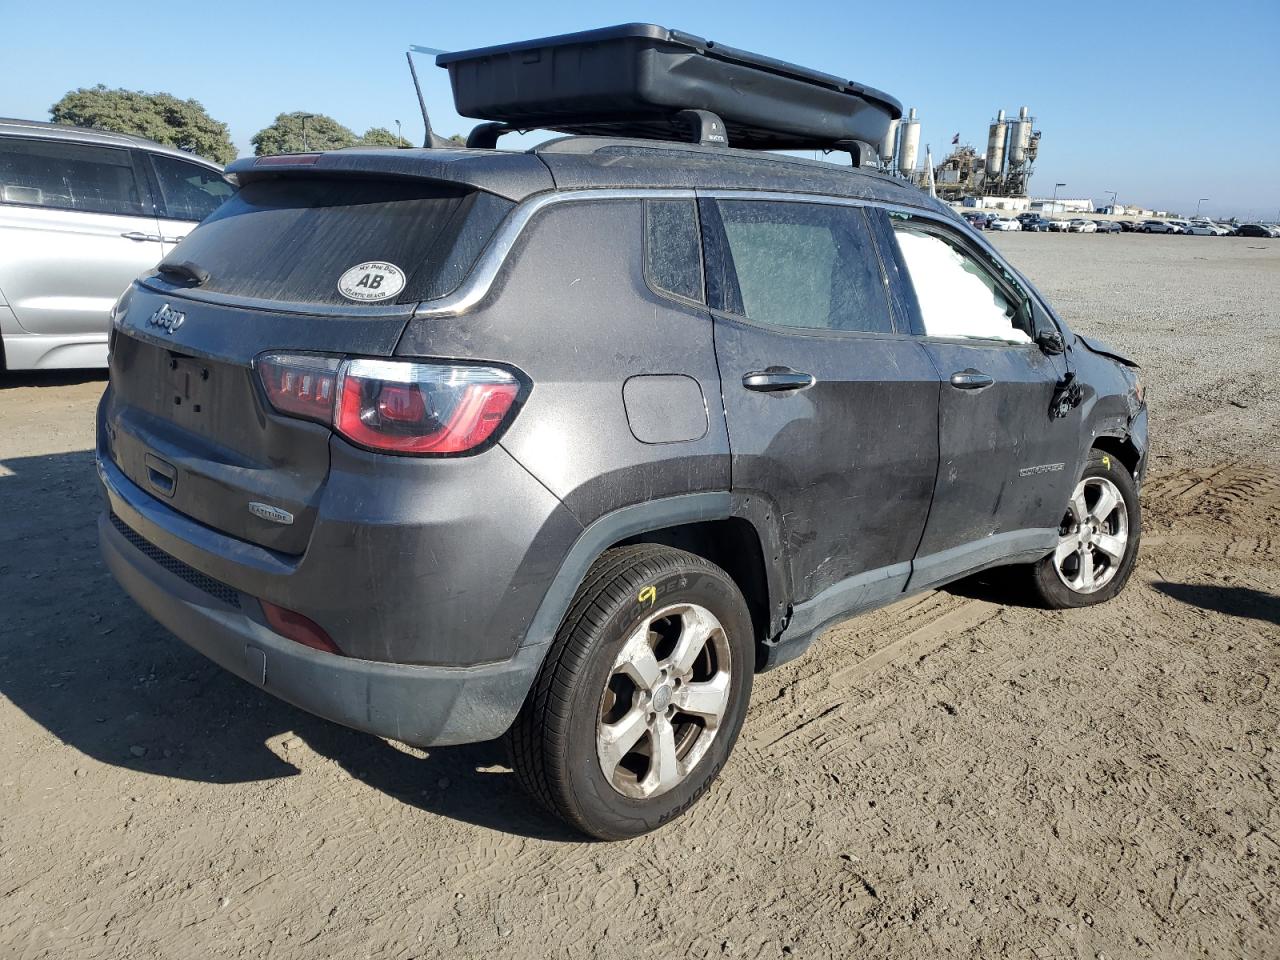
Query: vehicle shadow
0 369 109 389
0 448 581 842
942 566 1039 606
1152 581 1280 627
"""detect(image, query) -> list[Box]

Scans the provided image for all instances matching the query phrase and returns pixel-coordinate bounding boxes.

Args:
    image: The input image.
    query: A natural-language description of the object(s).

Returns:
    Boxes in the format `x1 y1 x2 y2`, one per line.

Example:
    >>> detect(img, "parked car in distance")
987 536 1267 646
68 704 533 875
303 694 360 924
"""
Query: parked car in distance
1139 220 1176 233
1235 223 1274 238
987 216 1022 231
96 24 1149 840
0 118 233 370
962 212 988 230
1022 217 1054 232
1092 220 1122 233
1048 219 1072 232
1116 220 1138 232
1068 218 1097 233
1183 221 1223 236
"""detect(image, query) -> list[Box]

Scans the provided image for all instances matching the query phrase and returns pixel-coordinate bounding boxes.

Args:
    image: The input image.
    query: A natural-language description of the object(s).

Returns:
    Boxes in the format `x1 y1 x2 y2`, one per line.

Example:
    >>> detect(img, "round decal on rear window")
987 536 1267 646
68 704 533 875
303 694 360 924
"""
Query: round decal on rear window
338 261 406 302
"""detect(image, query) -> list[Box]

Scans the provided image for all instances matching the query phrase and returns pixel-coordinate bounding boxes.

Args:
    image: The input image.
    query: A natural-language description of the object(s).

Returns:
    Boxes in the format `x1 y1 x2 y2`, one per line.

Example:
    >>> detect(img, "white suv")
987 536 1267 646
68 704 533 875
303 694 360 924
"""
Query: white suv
0 119 233 369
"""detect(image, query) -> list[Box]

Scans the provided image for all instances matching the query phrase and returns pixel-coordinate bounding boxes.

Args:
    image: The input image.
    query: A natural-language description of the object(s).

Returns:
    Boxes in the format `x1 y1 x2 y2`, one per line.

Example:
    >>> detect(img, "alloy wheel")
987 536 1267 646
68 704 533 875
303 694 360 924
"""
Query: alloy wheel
1054 476 1129 594
596 603 732 800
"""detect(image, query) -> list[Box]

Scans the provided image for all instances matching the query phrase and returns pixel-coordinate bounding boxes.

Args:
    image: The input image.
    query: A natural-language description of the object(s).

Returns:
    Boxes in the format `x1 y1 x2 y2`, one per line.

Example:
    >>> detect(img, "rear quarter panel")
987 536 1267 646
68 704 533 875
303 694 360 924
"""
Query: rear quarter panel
397 197 731 524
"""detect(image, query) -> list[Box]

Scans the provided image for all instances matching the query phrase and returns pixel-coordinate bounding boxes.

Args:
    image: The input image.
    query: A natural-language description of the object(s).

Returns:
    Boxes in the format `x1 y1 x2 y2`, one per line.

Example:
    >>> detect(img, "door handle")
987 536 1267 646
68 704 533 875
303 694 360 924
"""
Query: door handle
742 369 816 392
161 235 186 244
121 231 162 242
949 369 995 390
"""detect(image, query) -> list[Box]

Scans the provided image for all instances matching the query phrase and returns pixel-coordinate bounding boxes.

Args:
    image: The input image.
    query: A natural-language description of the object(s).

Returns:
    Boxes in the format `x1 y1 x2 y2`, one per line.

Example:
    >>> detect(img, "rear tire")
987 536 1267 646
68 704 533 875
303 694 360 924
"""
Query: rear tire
1026 450 1141 608
507 545 754 840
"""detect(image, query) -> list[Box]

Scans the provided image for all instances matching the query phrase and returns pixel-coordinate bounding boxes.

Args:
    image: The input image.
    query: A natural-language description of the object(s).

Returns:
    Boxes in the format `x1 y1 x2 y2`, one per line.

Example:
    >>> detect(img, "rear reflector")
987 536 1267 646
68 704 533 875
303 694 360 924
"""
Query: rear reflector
261 600 343 655
254 353 522 456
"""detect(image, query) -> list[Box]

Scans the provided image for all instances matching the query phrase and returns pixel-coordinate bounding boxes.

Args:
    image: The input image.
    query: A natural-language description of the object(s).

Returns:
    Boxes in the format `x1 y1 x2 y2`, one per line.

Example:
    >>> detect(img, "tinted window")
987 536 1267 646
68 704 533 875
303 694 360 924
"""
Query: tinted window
150 154 233 221
163 177 513 306
712 200 892 334
892 225 1032 344
645 200 703 302
0 136 144 215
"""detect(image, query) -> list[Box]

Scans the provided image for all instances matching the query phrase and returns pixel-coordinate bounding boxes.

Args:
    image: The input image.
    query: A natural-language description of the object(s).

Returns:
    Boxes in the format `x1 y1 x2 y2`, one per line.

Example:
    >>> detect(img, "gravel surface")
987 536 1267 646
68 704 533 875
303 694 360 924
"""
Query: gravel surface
1 234 1277 959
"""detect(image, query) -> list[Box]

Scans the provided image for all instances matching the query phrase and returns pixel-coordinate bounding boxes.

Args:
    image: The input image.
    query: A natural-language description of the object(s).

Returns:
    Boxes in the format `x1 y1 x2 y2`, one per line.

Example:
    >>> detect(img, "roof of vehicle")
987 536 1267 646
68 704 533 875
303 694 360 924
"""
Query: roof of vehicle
230 136 952 216
0 117 225 169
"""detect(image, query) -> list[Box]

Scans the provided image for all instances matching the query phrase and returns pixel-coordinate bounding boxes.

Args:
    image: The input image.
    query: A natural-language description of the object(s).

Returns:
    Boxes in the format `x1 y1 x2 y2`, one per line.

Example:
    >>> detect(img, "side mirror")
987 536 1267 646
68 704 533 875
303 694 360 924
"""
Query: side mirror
1036 328 1066 355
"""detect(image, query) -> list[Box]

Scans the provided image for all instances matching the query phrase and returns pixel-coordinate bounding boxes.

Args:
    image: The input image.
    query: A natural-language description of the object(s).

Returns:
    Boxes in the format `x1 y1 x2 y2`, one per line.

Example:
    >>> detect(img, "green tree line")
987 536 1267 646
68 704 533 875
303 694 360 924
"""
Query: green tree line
49 86 446 164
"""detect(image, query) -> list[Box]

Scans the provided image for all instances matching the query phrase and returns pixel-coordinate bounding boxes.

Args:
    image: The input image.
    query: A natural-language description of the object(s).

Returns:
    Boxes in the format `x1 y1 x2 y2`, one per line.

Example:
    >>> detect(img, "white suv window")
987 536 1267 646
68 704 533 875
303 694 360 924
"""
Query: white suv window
0 136 144 216
893 225 1032 344
150 154 233 222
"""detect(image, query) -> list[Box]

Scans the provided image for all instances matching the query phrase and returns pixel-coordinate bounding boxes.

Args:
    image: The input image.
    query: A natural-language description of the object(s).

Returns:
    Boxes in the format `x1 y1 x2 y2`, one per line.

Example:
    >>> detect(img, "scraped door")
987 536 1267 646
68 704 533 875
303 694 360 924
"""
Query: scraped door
700 197 940 621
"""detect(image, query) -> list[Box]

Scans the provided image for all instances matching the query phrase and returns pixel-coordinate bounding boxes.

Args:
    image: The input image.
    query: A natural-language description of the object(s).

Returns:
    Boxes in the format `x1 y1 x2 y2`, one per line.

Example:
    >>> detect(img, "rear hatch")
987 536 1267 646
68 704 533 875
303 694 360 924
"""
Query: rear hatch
103 153 548 553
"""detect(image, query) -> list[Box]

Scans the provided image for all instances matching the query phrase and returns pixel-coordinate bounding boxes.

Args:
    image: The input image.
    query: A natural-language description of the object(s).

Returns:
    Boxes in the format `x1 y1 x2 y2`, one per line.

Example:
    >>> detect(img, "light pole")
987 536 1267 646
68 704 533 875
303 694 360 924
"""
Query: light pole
1052 182 1066 215
395 120 403 147
297 113 316 152
1195 197 1208 218
1106 190 1118 212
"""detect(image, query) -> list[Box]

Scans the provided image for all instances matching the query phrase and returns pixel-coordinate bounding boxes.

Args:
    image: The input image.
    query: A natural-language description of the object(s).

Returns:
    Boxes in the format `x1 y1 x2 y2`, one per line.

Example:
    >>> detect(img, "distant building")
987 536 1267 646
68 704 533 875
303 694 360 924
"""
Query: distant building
1031 197 1093 214
961 195 1031 212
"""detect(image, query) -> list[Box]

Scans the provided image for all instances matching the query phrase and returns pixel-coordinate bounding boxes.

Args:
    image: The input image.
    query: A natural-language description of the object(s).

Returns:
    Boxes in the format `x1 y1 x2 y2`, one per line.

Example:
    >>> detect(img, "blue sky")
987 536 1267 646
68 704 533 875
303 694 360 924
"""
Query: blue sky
4 0 1277 218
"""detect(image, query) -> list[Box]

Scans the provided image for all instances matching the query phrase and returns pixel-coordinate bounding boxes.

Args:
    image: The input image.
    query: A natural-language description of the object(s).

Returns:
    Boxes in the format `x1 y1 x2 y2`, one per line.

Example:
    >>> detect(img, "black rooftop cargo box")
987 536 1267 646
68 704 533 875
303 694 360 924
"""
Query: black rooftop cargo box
435 24 902 153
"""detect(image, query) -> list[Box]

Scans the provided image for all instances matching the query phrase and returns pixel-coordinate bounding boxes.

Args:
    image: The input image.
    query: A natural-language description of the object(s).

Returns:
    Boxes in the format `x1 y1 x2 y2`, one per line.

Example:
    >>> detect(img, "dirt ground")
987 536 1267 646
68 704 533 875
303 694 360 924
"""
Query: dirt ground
1 233 1277 959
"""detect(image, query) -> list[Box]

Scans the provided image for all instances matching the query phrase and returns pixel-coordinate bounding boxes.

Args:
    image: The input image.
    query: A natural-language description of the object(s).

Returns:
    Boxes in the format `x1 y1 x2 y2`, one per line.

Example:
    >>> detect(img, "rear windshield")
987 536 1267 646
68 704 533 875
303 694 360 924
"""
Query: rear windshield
165 177 513 306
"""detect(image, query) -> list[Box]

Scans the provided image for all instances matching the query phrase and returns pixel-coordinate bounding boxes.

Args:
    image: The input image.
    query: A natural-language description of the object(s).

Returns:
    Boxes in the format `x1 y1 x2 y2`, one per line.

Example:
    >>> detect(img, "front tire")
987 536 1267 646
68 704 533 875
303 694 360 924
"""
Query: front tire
507 545 754 840
1027 450 1141 608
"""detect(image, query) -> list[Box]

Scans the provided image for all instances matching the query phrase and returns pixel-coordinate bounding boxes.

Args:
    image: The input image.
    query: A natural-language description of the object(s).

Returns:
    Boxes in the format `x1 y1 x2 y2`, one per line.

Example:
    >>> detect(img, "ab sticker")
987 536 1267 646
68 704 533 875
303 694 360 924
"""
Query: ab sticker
338 261 406 302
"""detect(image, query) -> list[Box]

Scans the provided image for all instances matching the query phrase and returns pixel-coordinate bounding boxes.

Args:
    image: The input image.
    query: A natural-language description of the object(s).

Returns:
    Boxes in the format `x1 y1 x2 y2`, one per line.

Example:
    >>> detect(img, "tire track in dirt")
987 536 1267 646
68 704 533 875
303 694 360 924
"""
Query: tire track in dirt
743 594 1000 759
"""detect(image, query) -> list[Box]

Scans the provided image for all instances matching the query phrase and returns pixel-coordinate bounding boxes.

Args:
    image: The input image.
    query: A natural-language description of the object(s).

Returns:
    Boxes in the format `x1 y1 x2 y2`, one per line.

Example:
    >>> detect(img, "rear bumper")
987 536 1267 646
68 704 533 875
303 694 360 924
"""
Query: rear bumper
98 474 546 747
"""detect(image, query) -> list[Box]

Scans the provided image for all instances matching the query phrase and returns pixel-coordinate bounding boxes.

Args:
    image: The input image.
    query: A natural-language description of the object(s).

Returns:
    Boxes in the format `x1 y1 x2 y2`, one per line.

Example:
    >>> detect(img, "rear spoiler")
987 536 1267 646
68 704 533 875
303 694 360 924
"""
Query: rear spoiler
225 149 554 202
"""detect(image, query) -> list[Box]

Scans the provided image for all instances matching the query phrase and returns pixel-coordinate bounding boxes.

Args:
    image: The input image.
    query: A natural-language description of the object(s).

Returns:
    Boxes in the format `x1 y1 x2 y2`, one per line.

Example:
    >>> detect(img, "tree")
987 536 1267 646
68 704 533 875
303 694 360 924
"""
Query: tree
251 113 357 156
50 85 235 164
360 126 405 147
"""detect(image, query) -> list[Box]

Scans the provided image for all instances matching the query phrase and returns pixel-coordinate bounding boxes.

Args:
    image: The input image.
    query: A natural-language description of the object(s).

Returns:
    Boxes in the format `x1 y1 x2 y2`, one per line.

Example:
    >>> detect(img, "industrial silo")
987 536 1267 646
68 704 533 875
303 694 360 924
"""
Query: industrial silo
880 118 899 168
898 108 920 175
985 109 1007 177
1008 106 1032 166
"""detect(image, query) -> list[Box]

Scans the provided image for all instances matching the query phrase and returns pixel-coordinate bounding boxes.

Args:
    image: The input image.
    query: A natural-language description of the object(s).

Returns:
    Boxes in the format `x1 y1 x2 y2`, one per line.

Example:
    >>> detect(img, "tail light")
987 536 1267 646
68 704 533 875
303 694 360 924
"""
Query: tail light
255 353 522 456
257 353 342 422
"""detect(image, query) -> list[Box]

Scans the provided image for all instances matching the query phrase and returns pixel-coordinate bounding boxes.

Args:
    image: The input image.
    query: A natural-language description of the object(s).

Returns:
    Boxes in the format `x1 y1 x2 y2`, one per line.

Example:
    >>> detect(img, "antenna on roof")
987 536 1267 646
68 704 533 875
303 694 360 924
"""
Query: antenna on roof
406 45 455 148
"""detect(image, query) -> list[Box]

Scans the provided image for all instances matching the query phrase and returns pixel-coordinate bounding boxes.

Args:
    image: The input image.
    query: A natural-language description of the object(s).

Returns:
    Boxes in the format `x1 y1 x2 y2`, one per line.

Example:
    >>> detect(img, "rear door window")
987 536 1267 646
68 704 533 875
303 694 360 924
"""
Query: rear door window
706 199 893 334
149 154 234 221
160 177 513 306
0 136 145 215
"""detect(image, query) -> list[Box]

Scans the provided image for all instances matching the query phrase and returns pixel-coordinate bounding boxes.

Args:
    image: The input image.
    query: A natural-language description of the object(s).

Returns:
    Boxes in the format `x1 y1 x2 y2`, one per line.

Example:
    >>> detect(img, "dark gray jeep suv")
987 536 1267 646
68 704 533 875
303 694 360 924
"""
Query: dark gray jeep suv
98 26 1146 839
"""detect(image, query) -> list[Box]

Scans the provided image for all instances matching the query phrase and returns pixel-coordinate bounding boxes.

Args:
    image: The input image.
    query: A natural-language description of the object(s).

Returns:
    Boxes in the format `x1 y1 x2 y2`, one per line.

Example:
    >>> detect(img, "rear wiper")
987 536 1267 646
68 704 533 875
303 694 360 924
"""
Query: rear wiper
157 260 209 286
